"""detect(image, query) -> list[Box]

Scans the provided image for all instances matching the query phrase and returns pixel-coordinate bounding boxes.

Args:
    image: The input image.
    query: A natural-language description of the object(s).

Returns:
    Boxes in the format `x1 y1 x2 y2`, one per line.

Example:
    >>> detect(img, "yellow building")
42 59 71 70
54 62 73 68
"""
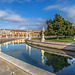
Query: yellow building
12 30 41 37
32 30 41 37
12 30 27 37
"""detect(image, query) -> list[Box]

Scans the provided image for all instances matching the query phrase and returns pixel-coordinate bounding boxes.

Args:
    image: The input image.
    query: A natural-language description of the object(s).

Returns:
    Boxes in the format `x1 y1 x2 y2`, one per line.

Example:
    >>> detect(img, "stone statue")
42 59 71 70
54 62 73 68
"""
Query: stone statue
6 35 8 38
41 27 45 42
26 32 28 39
28 32 31 40
13 34 14 38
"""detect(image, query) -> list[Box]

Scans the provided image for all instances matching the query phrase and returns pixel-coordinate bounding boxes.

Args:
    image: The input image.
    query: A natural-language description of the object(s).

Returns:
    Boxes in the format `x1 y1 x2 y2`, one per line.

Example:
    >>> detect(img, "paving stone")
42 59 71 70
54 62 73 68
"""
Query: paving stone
0 58 31 75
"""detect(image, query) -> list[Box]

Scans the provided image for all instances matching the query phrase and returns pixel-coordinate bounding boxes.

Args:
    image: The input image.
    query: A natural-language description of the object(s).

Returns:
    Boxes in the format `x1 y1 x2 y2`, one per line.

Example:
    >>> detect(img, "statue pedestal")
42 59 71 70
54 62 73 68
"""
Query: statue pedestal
28 36 31 40
13 36 14 38
6 35 8 38
26 32 28 39
28 33 31 40
41 34 45 42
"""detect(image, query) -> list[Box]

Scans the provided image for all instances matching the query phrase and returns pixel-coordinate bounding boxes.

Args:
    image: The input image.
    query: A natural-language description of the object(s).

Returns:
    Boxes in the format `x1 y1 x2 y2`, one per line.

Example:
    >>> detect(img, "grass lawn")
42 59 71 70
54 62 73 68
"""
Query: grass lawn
32 37 75 43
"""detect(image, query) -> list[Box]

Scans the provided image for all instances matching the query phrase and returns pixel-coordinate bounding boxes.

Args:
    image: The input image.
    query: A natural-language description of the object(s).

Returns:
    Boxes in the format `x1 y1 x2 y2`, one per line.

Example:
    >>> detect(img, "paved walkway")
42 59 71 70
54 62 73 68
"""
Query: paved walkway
26 40 75 51
0 58 31 75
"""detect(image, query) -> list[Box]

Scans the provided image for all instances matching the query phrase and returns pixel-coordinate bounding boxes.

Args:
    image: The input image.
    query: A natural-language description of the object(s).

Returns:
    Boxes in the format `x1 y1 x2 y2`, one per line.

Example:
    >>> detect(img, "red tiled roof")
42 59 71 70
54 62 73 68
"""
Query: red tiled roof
12 30 27 32
33 31 41 32
0 29 11 30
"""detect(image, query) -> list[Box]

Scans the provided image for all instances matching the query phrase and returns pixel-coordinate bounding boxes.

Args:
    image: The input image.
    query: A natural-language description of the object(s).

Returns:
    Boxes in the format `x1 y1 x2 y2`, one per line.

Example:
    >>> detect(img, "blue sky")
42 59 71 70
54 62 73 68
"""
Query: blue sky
0 0 75 30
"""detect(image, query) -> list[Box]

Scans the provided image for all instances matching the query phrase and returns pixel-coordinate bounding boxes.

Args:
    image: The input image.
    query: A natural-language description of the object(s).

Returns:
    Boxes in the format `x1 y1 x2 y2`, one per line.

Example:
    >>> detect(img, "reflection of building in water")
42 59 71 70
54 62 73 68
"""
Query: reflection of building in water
0 44 1 52
3 43 6 45
6 42 8 48
29 46 31 55
26 44 28 50
12 41 14 46
14 39 25 44
18 40 19 44
41 50 45 64
8 42 11 44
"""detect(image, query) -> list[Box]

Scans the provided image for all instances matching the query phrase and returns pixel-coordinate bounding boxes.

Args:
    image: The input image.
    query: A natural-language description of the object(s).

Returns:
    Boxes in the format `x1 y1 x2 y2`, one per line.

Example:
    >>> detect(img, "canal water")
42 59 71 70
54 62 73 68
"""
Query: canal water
0 39 75 75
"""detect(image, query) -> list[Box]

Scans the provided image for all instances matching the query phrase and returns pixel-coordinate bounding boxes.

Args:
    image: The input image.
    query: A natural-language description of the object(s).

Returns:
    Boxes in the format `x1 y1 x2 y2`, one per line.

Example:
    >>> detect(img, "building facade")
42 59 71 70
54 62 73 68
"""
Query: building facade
12 30 27 37
0 29 41 38
0 29 12 37
32 31 41 37
12 30 41 37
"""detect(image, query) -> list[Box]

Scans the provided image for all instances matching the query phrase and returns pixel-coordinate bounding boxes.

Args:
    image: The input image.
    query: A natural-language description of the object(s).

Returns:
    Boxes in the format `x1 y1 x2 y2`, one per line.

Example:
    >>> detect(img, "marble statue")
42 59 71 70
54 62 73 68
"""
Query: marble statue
41 27 45 42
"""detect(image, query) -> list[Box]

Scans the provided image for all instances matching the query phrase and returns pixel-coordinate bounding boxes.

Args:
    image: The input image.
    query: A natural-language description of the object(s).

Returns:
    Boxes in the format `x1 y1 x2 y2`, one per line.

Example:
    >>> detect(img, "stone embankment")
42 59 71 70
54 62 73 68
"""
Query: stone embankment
0 38 24 44
26 40 75 51
0 57 31 75
0 53 55 75
0 38 55 75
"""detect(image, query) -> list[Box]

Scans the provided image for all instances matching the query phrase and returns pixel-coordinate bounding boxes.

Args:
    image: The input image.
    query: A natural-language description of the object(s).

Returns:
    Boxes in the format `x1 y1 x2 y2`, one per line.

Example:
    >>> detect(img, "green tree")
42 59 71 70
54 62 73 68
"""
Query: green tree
45 14 74 40
63 21 73 36
45 19 54 36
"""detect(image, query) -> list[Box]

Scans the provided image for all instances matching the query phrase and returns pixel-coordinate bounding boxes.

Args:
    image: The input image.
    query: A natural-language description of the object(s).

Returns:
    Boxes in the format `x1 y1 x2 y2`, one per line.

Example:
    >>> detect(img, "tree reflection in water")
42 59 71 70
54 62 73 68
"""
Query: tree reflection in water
44 52 71 73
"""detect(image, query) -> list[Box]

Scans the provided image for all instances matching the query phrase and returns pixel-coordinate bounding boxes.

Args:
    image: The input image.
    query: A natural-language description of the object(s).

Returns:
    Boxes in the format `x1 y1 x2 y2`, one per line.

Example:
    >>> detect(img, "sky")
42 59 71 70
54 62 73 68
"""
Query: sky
0 0 75 30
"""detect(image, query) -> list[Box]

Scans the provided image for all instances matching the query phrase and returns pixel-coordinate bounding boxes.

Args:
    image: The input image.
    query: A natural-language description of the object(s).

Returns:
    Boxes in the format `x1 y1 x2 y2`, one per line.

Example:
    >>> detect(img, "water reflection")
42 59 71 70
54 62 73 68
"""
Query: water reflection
1 39 75 75
29 46 31 55
26 44 28 50
12 39 25 44
18 40 19 44
0 39 25 52
41 50 45 64
12 41 14 46
6 42 8 48
44 52 71 73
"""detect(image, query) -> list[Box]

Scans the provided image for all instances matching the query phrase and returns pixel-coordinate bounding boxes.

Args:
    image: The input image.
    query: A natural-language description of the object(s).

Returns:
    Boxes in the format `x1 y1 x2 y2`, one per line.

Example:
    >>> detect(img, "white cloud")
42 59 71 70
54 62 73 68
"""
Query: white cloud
61 6 75 25
5 15 27 22
0 10 27 22
0 0 31 3
44 5 59 10
0 10 46 23
44 4 75 26
18 21 46 30
0 0 45 3
0 10 8 17
19 26 44 30
20 22 46 26
0 9 46 30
